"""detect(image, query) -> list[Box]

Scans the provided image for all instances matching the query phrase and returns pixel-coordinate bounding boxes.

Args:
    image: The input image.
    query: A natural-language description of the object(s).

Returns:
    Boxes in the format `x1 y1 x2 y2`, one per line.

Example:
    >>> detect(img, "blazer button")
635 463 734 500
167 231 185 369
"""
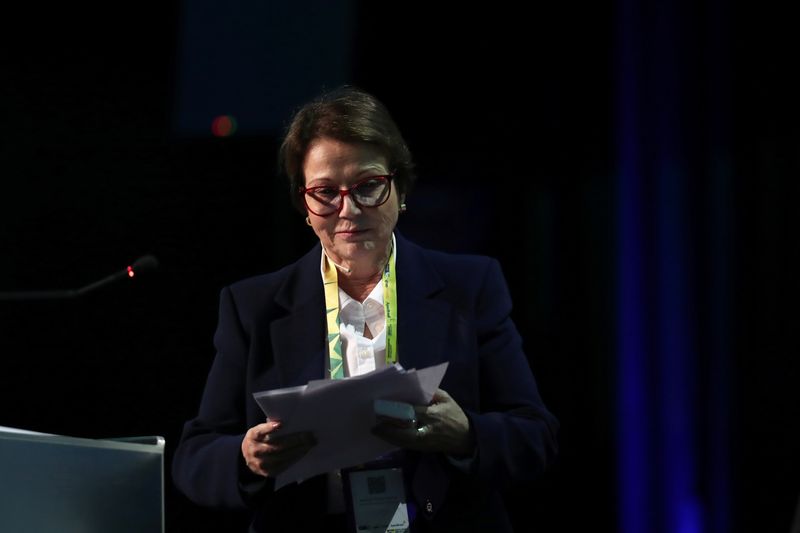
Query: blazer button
425 500 433 514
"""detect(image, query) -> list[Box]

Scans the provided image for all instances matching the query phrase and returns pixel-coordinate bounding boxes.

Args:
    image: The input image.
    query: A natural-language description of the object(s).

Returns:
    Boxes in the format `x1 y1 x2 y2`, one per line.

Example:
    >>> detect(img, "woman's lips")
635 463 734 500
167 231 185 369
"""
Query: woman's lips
336 229 369 239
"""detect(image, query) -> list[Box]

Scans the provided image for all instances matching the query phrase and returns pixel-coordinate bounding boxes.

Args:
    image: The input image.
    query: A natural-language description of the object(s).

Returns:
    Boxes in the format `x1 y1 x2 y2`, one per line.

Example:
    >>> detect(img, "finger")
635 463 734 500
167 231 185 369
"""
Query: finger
431 388 448 403
413 403 435 419
254 441 315 463
425 389 464 418
414 391 450 415
413 407 437 427
265 431 316 448
249 420 281 442
254 436 316 458
247 437 315 467
257 420 282 440
247 432 315 456
248 440 283 457
375 414 416 429
372 422 432 450
425 399 458 420
431 388 456 405
255 443 315 477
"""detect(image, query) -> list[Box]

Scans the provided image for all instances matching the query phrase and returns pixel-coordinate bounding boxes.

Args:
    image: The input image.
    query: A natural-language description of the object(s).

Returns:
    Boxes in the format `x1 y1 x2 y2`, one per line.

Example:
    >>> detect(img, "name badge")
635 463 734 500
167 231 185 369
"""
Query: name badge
346 467 410 533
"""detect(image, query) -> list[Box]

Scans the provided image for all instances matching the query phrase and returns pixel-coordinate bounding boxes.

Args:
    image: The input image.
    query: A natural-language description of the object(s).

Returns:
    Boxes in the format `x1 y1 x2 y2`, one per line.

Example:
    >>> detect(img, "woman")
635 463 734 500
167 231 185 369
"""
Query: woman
172 87 558 532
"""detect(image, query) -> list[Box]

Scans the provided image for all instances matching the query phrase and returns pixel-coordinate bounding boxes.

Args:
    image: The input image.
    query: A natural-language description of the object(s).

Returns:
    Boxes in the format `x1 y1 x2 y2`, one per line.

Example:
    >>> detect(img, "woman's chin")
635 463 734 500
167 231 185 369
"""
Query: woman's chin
329 239 383 264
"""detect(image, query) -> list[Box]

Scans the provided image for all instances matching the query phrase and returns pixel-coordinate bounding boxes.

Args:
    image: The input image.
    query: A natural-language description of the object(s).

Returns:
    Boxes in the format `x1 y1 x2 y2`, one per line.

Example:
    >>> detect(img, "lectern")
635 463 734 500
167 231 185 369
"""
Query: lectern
0 426 164 533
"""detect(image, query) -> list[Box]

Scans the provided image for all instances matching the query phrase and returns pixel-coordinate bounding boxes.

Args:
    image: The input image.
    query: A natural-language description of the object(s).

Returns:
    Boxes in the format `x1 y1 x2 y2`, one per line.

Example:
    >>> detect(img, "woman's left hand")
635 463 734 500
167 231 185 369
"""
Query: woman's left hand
372 388 476 457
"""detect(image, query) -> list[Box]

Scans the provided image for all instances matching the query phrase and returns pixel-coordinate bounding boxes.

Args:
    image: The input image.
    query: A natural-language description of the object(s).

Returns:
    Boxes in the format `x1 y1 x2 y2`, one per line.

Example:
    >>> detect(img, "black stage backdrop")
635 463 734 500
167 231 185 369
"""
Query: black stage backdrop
0 2 797 532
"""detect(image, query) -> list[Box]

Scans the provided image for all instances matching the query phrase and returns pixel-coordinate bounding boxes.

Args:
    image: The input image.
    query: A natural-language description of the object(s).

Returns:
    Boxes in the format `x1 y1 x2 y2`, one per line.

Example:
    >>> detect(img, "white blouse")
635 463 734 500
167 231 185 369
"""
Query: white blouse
338 281 387 377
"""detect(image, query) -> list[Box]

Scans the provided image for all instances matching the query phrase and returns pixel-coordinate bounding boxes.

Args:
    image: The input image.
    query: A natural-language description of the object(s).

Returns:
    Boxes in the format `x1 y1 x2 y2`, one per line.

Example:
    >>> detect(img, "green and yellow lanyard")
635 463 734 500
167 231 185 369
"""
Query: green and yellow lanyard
322 240 398 379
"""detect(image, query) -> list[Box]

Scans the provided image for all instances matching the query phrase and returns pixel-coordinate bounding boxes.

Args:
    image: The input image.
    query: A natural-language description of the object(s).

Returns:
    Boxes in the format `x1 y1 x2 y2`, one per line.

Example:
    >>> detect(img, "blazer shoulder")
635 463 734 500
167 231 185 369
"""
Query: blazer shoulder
412 242 501 282
227 266 291 297
222 244 321 316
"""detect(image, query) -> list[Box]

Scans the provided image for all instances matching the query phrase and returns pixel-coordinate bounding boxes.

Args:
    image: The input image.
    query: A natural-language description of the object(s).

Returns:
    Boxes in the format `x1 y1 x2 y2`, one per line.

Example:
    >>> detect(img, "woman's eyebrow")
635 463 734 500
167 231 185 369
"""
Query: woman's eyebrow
357 164 388 175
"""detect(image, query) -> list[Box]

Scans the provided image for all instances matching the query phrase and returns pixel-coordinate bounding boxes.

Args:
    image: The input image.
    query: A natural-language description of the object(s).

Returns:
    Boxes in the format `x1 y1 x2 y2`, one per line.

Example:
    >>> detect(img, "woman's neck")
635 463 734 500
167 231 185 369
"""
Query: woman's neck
329 241 392 302
338 271 383 302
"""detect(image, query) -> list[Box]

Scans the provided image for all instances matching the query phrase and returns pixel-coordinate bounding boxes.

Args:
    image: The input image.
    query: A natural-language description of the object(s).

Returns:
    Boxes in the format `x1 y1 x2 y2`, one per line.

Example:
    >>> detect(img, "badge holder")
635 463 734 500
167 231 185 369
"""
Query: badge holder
341 452 416 533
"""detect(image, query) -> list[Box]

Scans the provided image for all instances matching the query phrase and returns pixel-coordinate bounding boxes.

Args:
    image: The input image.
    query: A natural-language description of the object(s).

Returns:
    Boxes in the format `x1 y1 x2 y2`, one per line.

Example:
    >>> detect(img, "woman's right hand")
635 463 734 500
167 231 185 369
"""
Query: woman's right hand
241 420 316 477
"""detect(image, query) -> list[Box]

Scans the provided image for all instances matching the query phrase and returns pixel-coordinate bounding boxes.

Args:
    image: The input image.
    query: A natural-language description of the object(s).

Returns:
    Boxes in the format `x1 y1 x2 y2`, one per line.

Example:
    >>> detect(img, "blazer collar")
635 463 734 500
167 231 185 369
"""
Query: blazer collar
274 242 325 312
270 243 328 387
270 233 452 386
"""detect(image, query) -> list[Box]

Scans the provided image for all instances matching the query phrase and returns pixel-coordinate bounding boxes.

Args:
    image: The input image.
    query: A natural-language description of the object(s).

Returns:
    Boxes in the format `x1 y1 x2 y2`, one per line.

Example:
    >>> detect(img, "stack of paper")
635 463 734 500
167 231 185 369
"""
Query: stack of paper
252 362 448 489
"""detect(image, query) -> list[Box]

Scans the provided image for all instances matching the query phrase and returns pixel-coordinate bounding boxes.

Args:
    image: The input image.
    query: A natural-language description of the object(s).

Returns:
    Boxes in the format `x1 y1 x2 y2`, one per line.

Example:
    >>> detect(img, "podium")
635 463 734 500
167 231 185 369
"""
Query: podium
0 426 164 533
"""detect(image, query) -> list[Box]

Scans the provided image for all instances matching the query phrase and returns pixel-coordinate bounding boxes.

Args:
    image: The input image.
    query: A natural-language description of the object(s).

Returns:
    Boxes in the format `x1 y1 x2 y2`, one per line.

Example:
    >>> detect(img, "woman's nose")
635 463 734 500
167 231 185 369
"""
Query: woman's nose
338 193 362 217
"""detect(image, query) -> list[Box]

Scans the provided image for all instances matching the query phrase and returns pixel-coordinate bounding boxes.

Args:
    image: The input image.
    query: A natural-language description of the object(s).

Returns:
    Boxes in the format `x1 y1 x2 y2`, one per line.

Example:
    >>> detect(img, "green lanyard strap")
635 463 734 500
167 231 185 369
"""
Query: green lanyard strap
321 239 398 380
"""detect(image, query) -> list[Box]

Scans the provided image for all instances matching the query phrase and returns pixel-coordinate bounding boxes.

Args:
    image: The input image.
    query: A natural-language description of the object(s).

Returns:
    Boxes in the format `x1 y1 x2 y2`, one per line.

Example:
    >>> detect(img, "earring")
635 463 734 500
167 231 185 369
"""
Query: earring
399 203 407 213
305 216 312 226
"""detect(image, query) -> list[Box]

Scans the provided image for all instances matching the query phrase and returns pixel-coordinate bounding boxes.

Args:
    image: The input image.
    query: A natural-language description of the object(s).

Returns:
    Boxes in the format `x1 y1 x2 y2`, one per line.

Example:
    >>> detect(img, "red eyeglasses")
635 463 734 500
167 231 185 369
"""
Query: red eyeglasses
301 175 393 217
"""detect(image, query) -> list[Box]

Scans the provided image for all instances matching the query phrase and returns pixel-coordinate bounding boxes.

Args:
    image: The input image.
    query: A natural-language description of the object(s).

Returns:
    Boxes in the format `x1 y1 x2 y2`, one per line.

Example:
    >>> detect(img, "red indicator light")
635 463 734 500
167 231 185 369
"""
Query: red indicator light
211 115 237 137
127 266 135 278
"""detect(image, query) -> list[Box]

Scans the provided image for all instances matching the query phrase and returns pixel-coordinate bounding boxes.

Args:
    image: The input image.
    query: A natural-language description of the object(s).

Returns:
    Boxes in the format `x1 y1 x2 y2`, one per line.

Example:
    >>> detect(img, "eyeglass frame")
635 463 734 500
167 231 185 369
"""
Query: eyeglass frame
300 174 395 217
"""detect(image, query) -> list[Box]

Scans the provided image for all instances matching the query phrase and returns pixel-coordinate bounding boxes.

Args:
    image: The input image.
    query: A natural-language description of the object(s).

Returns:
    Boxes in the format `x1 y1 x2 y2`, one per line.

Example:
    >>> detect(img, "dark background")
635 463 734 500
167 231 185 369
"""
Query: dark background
1 2 797 532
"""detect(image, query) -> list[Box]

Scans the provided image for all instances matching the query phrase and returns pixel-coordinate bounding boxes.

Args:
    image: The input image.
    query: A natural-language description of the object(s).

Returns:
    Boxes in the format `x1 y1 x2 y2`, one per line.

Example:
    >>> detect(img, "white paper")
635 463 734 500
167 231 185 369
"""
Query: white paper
252 362 449 489
0 425 52 436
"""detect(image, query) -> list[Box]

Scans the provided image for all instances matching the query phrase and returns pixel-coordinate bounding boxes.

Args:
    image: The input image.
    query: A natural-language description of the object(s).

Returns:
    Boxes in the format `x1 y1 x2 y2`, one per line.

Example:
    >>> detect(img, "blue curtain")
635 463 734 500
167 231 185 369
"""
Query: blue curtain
615 1 731 532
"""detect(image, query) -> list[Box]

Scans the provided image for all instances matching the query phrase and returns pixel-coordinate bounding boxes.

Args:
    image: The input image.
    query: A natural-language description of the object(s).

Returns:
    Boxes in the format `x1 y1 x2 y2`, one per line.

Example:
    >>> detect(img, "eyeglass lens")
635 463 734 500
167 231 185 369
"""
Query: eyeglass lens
305 177 390 215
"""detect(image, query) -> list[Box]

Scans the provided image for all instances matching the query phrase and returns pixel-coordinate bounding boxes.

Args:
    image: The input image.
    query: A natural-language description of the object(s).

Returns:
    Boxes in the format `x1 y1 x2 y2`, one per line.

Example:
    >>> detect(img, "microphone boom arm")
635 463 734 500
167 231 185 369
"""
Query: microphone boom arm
0 255 158 302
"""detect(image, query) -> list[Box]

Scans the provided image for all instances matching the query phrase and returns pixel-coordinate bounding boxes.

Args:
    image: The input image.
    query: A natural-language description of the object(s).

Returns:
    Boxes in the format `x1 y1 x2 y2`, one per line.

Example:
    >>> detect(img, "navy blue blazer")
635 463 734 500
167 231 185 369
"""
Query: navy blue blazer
173 234 558 532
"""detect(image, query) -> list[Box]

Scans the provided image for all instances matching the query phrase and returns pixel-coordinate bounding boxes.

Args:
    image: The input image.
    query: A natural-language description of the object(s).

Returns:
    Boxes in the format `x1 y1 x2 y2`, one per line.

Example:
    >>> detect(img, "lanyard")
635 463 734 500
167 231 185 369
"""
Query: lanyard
322 239 398 379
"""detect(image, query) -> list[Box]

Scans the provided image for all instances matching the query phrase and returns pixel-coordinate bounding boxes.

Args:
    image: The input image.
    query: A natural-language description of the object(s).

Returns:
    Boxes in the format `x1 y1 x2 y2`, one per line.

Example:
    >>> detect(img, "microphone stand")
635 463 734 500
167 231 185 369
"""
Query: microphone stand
0 255 159 302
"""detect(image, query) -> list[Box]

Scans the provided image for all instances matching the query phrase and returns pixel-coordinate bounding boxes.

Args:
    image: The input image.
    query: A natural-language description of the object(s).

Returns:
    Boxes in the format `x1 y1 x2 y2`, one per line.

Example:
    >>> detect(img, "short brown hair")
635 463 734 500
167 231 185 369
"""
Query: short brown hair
279 86 416 213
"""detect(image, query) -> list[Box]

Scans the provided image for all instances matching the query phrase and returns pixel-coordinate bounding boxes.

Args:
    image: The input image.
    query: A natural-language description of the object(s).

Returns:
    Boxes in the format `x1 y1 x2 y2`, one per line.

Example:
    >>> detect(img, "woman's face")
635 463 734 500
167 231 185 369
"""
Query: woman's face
302 137 401 269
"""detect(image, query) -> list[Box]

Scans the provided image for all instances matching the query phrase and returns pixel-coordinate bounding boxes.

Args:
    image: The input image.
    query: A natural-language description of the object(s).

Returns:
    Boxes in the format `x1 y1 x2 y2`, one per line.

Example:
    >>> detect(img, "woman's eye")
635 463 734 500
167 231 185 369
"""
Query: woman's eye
316 187 338 198
356 179 382 192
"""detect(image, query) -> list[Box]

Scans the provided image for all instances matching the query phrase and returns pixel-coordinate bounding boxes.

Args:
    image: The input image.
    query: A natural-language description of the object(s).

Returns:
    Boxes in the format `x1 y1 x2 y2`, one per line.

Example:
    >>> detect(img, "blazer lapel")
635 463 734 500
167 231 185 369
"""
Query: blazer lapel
394 234 452 373
270 245 328 387
394 235 455 518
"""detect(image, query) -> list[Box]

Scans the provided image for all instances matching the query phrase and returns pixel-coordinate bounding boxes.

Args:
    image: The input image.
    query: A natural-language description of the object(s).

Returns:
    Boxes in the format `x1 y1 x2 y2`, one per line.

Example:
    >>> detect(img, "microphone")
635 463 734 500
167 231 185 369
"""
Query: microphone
74 254 159 296
0 255 160 301
322 247 351 273
327 257 352 274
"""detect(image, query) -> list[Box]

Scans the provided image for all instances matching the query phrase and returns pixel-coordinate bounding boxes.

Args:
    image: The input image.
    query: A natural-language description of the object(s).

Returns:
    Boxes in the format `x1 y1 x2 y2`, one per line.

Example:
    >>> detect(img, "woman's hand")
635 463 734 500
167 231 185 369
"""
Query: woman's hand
241 420 316 477
372 389 476 457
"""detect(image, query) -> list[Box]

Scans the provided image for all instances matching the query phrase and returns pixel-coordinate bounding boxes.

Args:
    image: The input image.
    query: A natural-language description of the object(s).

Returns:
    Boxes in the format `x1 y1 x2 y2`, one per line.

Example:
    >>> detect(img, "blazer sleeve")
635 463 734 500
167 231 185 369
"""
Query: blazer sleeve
463 258 559 488
171 286 272 509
